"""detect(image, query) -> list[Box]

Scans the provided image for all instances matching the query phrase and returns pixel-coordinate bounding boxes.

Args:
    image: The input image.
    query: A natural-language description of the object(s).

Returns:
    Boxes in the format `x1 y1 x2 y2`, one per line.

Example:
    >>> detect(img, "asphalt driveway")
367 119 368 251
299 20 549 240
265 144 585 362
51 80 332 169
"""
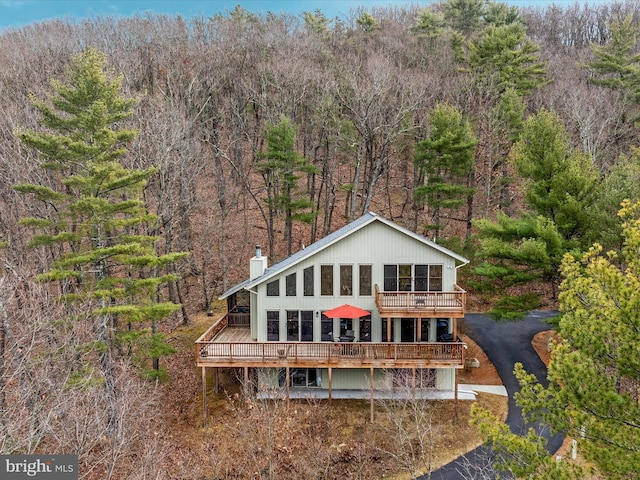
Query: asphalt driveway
428 310 564 480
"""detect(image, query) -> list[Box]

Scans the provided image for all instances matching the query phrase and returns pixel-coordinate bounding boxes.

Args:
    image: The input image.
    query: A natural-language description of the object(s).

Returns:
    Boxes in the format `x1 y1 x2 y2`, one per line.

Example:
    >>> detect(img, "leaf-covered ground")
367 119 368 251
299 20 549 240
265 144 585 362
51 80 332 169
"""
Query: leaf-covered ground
154 311 508 479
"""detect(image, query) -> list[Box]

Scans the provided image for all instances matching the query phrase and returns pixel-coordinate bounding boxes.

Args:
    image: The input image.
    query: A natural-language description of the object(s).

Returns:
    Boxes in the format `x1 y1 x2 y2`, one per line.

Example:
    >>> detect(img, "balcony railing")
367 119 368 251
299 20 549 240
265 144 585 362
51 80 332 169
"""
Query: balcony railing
196 338 465 368
374 285 466 317
228 310 250 327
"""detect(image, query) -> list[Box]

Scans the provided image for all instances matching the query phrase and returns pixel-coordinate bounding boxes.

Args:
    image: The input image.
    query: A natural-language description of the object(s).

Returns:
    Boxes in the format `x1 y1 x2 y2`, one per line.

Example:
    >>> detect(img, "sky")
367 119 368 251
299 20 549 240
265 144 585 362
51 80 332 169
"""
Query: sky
0 0 610 31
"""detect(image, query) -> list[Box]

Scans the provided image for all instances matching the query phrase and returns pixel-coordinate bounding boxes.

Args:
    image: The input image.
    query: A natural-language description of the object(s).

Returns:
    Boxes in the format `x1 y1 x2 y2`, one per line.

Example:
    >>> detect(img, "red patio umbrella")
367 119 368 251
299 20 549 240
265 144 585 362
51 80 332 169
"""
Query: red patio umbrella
322 304 371 319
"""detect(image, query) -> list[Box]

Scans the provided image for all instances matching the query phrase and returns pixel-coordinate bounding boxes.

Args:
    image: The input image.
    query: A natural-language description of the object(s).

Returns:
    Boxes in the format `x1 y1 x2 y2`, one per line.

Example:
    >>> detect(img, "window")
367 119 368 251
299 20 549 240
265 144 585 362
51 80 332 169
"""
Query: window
286 310 314 341
303 266 314 296
400 319 416 342
339 319 353 340
429 265 443 291
290 368 320 387
301 310 313 341
287 311 299 341
340 265 353 296
420 319 429 342
360 317 371 342
266 279 279 296
267 311 279 341
359 265 372 296
285 273 296 296
383 264 397 291
415 265 428 291
384 264 444 292
321 314 333 341
321 265 333 296
398 264 412 291
437 318 452 341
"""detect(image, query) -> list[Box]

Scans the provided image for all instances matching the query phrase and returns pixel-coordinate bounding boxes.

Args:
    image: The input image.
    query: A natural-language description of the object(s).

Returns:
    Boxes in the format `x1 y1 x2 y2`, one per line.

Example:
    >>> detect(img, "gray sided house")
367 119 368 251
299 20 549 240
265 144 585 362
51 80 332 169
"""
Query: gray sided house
196 212 469 408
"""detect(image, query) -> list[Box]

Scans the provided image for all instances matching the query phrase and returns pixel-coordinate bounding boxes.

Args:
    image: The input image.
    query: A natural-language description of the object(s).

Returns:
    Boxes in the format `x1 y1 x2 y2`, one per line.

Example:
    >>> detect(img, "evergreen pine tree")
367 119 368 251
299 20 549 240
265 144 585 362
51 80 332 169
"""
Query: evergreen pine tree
585 14 640 125
464 22 549 97
473 109 598 319
14 48 188 435
473 200 640 479
414 103 476 241
257 114 319 258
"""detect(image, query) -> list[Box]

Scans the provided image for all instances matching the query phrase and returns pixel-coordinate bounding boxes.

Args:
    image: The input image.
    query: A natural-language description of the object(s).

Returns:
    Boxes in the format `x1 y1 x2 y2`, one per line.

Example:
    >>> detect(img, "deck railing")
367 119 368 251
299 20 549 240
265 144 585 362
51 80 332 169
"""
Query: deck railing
374 285 466 314
228 311 250 327
197 314 229 344
196 340 465 366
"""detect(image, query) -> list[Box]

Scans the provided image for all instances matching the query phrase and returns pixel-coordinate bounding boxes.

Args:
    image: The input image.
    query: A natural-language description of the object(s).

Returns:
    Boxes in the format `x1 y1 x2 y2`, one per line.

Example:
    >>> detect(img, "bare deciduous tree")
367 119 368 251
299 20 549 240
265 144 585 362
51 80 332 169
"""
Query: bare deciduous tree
375 369 440 479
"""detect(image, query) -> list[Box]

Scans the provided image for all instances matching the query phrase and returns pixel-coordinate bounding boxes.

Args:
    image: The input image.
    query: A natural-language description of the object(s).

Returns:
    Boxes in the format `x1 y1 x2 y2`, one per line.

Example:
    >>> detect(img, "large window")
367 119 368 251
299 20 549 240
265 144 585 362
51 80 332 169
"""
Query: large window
340 265 353 296
285 273 296 296
266 279 279 296
415 265 429 291
383 264 397 291
287 311 298 341
291 368 320 387
300 311 313 341
321 314 333 341
267 311 279 341
398 264 412 291
303 266 314 296
420 319 429 342
384 264 444 291
321 265 333 296
287 310 314 341
429 265 443 291
339 319 353 340
437 318 451 341
360 317 371 342
359 264 372 296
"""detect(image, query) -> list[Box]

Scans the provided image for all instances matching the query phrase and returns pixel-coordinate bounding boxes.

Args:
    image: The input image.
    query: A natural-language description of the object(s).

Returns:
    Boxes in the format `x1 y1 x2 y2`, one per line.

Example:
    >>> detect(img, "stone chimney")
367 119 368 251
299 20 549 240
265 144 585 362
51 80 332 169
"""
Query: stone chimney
250 245 268 280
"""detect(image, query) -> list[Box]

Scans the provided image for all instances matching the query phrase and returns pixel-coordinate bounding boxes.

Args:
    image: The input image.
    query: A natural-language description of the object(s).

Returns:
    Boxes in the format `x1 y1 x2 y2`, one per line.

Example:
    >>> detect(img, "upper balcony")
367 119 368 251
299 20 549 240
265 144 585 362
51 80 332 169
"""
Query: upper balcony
374 285 466 318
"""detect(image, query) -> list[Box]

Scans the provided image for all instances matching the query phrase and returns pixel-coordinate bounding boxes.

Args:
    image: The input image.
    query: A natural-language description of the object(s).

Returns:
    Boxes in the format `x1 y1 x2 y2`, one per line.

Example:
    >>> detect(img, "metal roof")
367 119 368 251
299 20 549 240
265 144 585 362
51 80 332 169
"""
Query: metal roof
219 212 469 299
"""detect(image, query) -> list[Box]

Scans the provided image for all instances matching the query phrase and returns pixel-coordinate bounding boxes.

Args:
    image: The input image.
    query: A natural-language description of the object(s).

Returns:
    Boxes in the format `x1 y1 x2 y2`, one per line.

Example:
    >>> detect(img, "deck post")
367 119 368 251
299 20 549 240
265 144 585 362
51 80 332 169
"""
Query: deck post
454 367 459 424
417 318 422 342
286 367 290 403
386 317 391 342
328 367 333 402
412 367 416 400
202 367 208 428
370 367 374 424
214 368 219 394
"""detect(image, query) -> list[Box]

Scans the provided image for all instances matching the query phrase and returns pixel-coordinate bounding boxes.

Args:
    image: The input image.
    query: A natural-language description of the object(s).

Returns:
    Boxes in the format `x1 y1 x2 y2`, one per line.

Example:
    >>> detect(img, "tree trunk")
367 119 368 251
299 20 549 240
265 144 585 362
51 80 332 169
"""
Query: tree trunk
97 313 120 438
349 146 363 222
466 171 475 246
175 271 191 326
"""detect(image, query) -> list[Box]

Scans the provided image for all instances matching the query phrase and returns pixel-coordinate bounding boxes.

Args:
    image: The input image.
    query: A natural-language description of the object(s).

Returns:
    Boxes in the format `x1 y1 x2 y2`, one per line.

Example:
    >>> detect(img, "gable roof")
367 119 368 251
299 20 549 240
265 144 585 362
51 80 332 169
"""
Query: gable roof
220 212 469 299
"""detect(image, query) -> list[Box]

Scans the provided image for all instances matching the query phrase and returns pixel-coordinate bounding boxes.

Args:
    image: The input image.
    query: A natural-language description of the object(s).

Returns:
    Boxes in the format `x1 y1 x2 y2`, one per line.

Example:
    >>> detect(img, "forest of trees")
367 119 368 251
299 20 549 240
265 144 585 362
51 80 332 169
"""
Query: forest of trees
1 1 640 478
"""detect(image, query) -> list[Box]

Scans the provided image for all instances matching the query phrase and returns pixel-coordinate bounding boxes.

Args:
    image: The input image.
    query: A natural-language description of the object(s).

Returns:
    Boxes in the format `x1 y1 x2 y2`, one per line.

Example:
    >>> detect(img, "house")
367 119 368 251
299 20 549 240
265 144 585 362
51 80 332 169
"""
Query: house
196 212 468 415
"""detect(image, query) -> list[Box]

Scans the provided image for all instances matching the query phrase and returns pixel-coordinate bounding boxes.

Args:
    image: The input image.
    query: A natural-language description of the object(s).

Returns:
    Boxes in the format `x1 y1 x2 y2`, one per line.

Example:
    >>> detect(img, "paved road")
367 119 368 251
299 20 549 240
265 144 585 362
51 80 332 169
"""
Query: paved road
427 310 564 480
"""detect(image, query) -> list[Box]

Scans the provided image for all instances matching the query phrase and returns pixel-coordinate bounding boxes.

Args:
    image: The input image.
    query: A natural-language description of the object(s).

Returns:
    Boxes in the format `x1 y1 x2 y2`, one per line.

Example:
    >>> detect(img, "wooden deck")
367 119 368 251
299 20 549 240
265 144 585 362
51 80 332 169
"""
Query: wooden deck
196 323 465 369
375 285 466 318
195 287 467 369
196 340 465 369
